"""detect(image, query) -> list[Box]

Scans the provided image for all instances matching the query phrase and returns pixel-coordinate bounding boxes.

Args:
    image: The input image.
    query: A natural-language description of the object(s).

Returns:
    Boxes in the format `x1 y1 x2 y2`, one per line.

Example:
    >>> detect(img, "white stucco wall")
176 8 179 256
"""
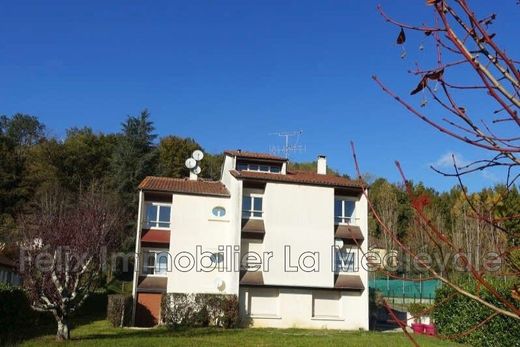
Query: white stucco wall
259 182 335 287
239 287 368 330
167 193 239 295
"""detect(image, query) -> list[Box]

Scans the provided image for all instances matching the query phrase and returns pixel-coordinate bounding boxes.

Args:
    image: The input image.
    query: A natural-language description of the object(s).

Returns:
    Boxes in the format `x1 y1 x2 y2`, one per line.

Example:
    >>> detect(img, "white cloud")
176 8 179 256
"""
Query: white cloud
431 152 502 184
432 151 470 169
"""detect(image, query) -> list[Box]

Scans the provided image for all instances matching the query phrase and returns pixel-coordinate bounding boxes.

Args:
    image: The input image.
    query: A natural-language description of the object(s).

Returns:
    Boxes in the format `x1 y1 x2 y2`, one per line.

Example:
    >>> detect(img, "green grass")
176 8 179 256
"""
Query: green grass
21 320 460 347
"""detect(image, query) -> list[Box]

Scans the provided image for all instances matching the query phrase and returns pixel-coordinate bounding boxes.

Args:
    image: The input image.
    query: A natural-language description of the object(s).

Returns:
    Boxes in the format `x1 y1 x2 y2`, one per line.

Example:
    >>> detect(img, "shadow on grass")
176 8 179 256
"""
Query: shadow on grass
18 292 109 343
76 326 244 342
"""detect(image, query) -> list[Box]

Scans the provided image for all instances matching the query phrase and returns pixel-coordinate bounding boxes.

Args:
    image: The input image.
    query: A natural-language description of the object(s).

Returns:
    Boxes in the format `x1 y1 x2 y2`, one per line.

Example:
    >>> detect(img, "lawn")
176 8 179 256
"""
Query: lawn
21 320 460 347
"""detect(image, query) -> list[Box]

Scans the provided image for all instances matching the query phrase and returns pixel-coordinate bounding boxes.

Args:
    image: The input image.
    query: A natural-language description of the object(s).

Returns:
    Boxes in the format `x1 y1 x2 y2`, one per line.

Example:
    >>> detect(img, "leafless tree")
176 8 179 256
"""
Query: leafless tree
353 0 519 344
18 186 124 340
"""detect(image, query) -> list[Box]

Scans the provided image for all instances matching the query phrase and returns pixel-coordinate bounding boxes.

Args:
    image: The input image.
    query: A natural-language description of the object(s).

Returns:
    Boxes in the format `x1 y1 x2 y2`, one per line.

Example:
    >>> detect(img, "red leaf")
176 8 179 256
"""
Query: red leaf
396 27 406 45
410 76 427 95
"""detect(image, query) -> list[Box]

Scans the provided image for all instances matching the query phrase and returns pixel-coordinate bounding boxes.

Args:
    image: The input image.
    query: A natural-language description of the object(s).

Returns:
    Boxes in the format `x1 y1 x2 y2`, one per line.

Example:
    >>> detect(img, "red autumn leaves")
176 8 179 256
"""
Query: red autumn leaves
395 26 444 95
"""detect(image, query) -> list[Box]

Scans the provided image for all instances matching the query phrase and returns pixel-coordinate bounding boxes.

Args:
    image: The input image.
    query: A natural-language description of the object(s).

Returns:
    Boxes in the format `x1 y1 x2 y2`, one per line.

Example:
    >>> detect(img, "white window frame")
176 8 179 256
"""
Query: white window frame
237 162 282 174
144 202 172 230
141 248 170 277
334 197 358 225
242 192 264 220
334 246 358 273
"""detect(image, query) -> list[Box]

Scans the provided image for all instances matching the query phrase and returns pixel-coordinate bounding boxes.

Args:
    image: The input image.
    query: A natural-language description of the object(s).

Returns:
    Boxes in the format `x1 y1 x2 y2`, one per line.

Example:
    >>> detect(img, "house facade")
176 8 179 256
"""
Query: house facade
131 150 369 329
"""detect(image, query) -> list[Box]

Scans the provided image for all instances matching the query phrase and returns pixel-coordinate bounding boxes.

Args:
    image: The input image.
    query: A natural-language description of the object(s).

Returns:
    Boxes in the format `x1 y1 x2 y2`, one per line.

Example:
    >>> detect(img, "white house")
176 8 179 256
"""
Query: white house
131 150 369 329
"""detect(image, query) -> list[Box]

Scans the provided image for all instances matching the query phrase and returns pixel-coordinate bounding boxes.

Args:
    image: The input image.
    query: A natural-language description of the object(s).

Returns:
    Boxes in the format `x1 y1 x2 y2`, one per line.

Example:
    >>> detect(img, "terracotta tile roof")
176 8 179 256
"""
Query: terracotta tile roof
138 176 230 197
224 150 287 162
230 170 364 189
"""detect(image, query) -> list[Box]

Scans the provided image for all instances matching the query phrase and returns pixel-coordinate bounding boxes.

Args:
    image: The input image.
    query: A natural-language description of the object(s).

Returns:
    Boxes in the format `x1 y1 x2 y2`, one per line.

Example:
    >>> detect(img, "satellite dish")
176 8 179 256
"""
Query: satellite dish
185 158 197 169
192 150 204 161
192 166 201 175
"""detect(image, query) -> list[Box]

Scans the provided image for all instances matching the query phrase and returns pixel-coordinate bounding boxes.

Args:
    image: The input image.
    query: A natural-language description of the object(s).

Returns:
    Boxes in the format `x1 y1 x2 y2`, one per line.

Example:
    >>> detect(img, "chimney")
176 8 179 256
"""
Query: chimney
317 155 327 175
189 171 198 180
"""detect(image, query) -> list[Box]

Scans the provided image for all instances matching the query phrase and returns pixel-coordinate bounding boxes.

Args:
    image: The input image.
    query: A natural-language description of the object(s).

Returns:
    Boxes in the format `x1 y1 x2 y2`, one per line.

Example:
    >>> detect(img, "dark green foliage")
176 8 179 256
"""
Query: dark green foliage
111 109 158 212
287 161 342 176
0 113 45 146
432 279 520 346
0 283 34 344
107 294 133 327
161 293 240 329
157 136 224 180
0 135 27 216
157 136 200 178
60 127 118 191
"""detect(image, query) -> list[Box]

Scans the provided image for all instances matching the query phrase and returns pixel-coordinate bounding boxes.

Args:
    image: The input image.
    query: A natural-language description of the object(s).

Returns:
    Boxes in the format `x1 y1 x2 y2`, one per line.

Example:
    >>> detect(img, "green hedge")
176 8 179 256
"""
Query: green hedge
161 293 240 328
107 294 133 327
432 279 520 347
0 283 34 344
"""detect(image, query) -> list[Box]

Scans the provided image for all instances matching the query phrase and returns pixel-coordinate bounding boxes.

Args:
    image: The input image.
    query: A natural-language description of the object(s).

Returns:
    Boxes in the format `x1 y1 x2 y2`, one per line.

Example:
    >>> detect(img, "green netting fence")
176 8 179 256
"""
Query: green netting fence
369 277 441 304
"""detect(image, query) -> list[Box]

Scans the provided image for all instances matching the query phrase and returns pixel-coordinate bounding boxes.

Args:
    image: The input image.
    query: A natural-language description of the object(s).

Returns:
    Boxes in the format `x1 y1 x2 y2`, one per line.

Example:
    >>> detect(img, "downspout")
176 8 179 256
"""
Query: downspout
131 189 144 326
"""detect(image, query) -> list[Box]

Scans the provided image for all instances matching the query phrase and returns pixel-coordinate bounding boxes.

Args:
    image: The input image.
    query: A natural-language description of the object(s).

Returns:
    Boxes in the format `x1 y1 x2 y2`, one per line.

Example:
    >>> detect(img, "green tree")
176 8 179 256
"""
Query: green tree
157 136 200 178
111 109 157 210
61 127 118 191
0 113 45 146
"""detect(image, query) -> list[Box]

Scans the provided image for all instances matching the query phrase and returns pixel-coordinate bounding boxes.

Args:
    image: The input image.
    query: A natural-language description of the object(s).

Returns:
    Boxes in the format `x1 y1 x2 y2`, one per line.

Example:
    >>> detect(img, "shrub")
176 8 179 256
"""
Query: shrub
161 293 240 328
0 283 34 344
432 278 520 347
107 294 133 327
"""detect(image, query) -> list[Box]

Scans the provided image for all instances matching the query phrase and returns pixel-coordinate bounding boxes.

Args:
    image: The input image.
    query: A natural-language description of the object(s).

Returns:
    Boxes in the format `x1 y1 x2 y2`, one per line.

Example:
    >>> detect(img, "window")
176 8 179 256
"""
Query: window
210 252 224 264
212 206 226 217
334 198 355 224
312 291 341 318
236 162 282 173
142 250 169 275
247 288 280 317
242 194 263 219
145 203 171 229
334 246 357 272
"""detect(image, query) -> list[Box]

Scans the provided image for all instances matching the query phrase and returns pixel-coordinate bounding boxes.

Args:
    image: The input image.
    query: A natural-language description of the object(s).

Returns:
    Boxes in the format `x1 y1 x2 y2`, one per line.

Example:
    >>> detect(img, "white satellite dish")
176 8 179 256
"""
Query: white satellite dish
192 150 204 161
192 166 202 175
185 158 197 169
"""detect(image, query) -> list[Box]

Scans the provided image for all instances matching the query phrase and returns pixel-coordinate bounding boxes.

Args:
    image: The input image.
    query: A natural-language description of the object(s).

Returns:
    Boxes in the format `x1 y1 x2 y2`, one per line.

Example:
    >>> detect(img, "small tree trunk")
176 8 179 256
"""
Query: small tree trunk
56 318 70 341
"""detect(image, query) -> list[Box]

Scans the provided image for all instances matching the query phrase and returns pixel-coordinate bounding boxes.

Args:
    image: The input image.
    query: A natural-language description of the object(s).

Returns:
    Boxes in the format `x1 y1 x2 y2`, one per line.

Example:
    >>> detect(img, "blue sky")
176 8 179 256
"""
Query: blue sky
1 1 518 191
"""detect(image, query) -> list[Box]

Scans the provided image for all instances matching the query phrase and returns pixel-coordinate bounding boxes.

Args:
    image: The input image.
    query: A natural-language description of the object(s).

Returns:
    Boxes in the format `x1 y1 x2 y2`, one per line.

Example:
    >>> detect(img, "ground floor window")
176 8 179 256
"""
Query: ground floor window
246 288 280 318
312 291 341 319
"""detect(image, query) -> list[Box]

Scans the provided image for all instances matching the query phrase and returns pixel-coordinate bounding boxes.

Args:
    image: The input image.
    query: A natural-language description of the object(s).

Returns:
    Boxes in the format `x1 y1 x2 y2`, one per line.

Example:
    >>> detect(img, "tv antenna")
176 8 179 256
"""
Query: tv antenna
269 130 306 159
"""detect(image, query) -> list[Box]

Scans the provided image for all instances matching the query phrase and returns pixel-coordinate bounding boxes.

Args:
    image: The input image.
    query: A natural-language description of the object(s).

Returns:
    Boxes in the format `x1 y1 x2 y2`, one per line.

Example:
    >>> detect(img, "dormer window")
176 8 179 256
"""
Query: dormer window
237 161 282 174
334 198 355 225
